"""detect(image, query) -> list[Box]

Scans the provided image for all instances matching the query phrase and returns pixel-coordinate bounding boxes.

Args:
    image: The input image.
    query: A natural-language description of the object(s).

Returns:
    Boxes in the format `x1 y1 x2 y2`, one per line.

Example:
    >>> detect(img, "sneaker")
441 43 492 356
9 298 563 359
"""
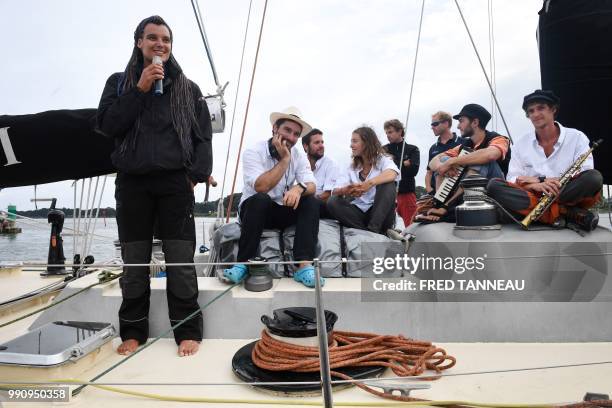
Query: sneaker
565 207 599 231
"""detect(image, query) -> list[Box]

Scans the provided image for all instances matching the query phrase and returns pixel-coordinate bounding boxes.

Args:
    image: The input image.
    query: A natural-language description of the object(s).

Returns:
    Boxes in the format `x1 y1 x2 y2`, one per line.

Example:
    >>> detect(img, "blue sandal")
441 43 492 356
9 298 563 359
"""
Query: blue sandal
293 265 325 288
223 264 248 283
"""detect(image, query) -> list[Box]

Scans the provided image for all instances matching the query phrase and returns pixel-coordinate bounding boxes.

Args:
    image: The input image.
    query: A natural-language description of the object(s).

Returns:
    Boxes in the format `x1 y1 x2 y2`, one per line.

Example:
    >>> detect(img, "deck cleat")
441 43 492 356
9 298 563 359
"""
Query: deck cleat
361 380 431 397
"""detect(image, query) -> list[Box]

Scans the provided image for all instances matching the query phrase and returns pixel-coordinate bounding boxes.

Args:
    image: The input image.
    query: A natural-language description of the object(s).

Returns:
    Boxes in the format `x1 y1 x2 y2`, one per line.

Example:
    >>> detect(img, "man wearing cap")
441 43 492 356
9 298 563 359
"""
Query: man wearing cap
423 103 510 221
223 107 322 288
487 90 603 228
425 111 462 195
302 128 338 218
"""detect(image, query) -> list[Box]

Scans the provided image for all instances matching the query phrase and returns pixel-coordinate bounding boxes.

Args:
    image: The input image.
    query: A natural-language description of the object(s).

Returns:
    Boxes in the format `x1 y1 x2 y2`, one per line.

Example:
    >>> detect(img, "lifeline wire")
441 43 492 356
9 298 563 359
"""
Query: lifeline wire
4 250 612 270
3 360 612 387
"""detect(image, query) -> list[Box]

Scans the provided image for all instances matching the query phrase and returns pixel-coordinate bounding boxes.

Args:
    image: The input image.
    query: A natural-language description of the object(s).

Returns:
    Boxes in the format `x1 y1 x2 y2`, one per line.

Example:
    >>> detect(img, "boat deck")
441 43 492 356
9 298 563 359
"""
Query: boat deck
2 339 610 407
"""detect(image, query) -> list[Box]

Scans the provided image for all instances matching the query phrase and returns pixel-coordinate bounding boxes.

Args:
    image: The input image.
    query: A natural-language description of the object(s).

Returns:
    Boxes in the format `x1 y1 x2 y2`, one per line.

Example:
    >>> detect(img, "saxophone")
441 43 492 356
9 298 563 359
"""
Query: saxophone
520 138 603 229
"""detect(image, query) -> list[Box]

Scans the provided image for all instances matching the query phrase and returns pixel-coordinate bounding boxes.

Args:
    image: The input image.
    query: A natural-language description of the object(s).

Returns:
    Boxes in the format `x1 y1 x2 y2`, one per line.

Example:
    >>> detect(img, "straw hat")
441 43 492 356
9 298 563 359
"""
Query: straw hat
269 106 312 137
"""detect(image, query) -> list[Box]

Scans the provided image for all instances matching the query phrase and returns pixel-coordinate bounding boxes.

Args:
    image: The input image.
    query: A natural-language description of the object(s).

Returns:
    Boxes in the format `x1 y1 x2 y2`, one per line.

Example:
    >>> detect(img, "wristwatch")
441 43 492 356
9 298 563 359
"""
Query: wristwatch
538 176 546 183
297 182 307 193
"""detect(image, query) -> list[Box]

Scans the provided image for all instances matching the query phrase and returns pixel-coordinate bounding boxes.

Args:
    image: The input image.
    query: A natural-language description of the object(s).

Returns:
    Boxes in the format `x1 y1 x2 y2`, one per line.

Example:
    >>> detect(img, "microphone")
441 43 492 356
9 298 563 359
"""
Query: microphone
152 55 163 96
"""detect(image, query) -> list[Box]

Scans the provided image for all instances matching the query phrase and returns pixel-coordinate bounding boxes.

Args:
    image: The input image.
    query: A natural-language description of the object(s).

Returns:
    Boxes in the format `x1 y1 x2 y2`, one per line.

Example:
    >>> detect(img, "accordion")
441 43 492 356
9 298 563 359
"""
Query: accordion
433 146 472 208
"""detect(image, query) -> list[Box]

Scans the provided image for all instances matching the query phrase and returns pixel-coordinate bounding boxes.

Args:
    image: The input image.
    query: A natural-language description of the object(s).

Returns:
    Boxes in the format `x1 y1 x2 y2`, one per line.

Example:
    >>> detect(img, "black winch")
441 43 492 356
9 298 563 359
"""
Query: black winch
231 307 385 394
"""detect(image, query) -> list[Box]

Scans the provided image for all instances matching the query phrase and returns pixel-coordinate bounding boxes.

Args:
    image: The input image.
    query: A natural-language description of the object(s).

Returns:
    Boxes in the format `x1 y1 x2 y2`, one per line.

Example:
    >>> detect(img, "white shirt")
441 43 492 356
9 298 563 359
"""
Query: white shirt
240 140 316 207
506 122 594 183
312 155 339 197
334 154 400 212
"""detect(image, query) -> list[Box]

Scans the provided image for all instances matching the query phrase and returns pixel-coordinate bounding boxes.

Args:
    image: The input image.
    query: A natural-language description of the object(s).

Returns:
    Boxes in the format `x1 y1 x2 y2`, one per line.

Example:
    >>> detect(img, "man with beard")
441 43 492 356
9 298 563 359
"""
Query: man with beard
223 107 322 288
423 104 510 221
302 128 338 218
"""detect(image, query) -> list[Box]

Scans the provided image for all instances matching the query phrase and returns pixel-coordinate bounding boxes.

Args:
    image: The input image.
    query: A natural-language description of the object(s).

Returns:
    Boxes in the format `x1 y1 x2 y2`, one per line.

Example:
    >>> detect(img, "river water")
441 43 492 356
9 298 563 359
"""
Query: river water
0 217 220 264
1 215 611 264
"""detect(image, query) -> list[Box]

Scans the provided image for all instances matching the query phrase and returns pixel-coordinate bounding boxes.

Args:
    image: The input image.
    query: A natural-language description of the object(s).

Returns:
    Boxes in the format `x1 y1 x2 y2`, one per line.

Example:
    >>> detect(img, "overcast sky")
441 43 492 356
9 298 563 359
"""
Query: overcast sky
0 0 547 211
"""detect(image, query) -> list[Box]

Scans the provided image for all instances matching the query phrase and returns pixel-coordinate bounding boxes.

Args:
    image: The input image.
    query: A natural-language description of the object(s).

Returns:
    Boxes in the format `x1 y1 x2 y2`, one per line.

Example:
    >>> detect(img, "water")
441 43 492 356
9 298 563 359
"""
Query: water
1 215 611 264
0 217 219 264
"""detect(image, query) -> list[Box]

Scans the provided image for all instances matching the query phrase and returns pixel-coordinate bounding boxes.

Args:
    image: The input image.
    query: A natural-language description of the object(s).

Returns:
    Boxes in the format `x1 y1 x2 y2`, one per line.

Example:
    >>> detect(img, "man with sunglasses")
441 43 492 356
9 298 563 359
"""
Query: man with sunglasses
425 111 461 194
422 104 510 222
486 90 602 229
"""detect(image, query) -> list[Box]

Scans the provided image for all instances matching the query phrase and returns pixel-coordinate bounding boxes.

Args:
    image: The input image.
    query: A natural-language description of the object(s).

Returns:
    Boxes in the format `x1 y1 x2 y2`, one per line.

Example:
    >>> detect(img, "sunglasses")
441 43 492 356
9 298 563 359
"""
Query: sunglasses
430 120 445 127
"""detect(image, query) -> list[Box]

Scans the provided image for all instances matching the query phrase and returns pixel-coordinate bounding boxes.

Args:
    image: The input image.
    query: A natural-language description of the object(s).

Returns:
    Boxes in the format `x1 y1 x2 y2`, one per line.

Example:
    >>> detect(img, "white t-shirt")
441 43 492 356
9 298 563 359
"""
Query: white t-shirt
240 140 316 207
506 122 594 183
312 155 339 197
334 154 400 212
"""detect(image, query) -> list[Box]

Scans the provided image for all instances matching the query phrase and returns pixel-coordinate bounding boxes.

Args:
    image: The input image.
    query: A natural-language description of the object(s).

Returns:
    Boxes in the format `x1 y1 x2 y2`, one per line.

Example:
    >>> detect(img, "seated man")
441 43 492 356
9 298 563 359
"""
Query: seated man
426 111 462 194
223 107 322 287
327 126 400 234
487 90 603 228
422 104 510 222
302 128 338 218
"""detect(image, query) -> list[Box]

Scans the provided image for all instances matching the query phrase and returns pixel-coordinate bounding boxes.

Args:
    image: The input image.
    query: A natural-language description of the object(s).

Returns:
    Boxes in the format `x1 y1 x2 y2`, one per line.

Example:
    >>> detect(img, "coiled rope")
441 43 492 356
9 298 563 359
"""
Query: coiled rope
252 329 456 403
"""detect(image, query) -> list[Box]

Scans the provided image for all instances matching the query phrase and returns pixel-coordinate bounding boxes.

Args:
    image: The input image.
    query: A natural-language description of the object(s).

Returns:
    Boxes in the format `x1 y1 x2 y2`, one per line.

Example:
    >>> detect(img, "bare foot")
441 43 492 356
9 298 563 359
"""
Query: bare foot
417 214 441 222
178 339 200 357
427 207 448 217
117 339 139 355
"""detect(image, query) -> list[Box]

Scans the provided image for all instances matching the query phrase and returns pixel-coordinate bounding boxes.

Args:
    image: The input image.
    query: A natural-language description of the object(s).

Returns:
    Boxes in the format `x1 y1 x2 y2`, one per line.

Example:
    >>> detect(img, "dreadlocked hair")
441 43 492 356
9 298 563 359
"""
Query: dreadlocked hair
119 15 200 166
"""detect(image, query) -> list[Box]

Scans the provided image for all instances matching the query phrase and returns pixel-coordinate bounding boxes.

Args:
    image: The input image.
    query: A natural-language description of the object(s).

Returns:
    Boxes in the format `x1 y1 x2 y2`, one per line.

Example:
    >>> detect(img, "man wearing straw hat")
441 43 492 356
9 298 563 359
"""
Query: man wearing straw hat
223 107 322 287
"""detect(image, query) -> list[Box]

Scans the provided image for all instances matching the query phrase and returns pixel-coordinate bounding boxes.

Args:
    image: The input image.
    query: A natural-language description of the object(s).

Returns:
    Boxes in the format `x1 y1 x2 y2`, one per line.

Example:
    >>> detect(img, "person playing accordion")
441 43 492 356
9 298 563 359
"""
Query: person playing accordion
418 103 510 222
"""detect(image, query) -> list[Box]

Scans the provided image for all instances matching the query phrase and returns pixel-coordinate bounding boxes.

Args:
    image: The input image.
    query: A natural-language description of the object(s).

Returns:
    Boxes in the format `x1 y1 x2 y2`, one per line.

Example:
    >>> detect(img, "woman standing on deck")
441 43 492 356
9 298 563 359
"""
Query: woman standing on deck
96 16 213 357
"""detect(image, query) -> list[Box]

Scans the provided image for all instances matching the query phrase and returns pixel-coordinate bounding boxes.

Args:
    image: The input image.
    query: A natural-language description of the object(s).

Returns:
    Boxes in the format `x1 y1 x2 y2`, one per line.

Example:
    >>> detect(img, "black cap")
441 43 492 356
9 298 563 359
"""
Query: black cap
522 89 560 111
453 104 492 127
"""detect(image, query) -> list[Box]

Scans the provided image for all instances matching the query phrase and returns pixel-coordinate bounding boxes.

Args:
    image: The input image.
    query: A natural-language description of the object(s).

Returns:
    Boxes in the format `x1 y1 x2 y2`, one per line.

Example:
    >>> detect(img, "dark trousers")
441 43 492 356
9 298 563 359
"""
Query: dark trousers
238 193 320 262
487 169 603 223
115 170 202 345
326 182 396 234
318 199 333 219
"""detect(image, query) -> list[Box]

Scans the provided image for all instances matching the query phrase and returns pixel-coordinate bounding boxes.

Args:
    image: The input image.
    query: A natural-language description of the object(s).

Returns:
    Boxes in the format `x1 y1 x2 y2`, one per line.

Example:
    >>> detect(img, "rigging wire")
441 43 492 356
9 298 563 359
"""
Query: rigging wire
225 0 269 223
217 0 255 220
487 0 497 130
454 0 512 143
190 0 222 93
78 177 97 260
397 0 426 191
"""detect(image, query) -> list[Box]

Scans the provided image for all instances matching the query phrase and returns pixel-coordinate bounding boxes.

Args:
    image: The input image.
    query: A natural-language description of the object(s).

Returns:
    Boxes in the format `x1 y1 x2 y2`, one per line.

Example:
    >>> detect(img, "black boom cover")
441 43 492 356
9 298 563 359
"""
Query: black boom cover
538 0 612 183
0 109 115 188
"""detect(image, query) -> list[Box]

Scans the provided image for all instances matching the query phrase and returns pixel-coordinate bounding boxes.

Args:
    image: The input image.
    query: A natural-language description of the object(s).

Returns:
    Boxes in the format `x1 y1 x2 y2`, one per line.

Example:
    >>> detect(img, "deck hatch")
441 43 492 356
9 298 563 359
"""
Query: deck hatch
0 321 115 366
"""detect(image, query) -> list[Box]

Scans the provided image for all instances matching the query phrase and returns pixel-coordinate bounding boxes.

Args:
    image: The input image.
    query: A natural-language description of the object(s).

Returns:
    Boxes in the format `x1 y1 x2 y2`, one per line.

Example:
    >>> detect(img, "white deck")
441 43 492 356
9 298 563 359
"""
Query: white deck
2 339 611 407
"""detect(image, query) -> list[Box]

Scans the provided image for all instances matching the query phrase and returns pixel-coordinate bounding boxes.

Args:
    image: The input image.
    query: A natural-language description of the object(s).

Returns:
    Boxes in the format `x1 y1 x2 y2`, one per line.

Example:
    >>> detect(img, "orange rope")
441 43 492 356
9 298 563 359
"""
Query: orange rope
252 329 456 403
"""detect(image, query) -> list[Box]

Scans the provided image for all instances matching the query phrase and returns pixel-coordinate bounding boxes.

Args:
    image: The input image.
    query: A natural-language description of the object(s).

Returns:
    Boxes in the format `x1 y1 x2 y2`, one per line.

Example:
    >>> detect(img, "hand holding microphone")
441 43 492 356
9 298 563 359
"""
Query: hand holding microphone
152 55 163 95
136 56 164 93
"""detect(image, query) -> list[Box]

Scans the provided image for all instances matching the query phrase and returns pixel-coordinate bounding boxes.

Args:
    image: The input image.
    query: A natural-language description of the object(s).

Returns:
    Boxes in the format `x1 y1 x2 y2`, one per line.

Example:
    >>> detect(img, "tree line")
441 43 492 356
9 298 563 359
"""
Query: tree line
13 193 243 218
